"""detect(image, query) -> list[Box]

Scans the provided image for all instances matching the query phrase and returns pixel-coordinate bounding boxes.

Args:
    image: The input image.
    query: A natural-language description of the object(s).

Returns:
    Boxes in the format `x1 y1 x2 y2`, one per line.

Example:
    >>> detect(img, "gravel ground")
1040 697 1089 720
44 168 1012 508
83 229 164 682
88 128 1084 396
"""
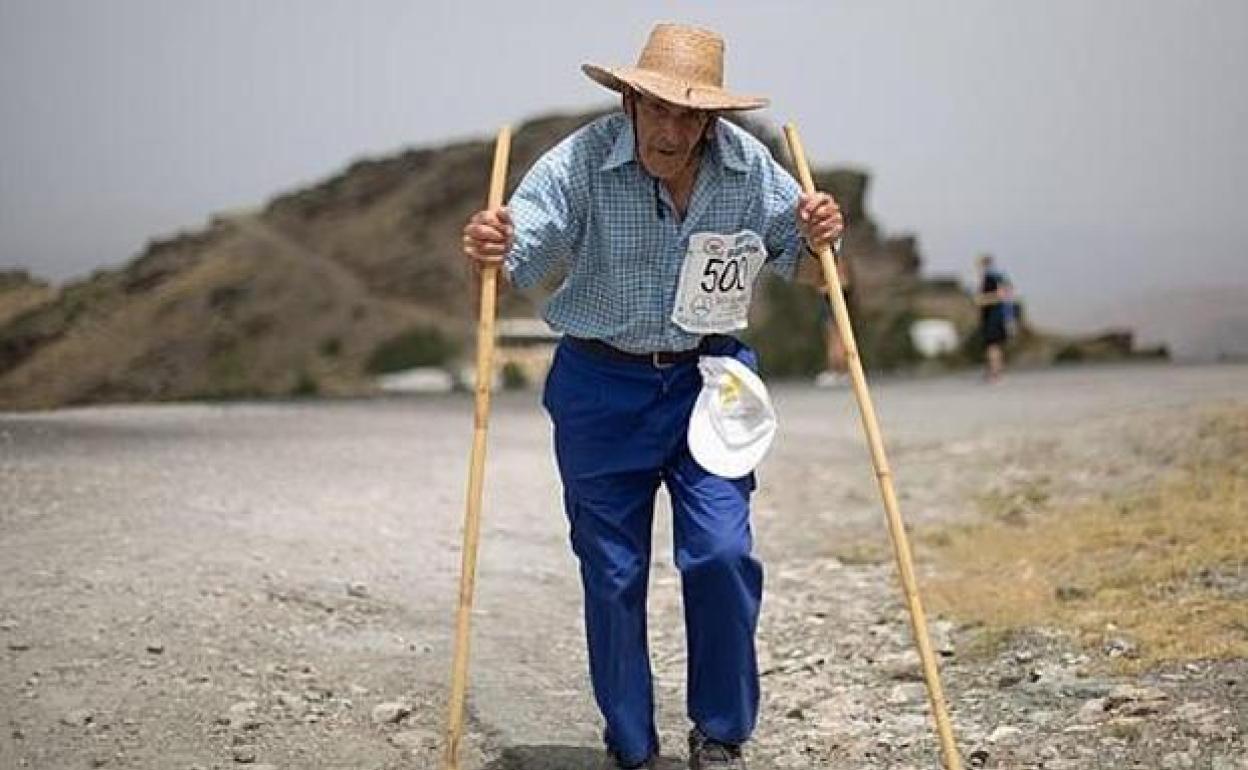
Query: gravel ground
2 362 1246 770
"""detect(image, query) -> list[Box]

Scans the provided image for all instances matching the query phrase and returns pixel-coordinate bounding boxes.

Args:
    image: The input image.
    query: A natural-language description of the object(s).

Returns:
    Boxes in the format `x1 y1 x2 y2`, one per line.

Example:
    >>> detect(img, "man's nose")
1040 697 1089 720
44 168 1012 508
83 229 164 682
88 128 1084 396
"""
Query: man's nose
656 119 685 144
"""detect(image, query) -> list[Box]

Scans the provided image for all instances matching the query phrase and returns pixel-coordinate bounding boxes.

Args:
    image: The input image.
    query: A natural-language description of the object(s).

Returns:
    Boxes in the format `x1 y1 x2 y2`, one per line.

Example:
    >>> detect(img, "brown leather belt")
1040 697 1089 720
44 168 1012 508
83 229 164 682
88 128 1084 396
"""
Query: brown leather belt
566 335 729 368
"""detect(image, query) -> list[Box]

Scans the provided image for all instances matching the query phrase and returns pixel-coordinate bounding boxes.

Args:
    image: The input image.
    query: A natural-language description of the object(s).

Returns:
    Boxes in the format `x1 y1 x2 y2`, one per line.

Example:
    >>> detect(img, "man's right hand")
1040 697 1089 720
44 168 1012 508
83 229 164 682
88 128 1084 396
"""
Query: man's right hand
462 207 514 267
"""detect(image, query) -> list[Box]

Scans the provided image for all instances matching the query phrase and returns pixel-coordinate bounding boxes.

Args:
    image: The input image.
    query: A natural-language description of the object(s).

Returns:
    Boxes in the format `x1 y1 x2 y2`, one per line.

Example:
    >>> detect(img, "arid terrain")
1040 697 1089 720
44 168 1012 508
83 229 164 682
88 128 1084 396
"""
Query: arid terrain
3 362 1246 769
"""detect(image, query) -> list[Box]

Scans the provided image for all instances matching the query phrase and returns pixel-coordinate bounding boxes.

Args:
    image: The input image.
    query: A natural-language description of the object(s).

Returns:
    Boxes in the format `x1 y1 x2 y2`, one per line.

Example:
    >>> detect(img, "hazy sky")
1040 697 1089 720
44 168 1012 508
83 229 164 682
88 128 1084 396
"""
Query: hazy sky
2 0 1245 331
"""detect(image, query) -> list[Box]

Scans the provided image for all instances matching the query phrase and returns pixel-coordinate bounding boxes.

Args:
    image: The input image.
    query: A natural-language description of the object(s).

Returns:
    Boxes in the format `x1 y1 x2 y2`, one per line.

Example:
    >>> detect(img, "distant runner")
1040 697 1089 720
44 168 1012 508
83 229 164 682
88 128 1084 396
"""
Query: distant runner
975 253 1016 382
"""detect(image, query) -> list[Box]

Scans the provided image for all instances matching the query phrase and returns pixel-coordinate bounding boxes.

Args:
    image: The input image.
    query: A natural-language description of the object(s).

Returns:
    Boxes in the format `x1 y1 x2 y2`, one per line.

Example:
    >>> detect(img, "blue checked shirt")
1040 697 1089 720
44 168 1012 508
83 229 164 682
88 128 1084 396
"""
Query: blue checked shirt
503 112 804 354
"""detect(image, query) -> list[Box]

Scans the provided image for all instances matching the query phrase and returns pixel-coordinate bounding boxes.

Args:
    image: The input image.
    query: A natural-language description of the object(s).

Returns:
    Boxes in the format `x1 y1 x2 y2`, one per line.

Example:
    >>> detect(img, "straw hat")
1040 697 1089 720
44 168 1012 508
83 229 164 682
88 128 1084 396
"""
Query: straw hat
582 23 768 112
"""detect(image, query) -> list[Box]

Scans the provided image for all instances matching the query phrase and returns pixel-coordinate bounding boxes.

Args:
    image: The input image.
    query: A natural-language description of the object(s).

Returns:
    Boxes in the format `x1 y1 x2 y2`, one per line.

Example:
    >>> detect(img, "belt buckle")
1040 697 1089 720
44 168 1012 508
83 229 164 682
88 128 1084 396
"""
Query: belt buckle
651 351 674 369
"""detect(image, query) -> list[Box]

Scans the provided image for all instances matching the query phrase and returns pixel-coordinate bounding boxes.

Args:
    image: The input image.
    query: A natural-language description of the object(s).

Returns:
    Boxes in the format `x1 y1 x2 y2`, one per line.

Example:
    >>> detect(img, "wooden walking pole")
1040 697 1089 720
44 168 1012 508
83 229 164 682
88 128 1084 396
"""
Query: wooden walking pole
783 124 964 770
442 125 511 770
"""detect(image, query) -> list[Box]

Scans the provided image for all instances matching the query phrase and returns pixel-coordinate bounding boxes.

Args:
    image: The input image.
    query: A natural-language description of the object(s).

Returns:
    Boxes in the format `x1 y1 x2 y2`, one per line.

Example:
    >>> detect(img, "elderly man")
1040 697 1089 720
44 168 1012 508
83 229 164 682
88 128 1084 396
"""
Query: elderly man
462 23 843 770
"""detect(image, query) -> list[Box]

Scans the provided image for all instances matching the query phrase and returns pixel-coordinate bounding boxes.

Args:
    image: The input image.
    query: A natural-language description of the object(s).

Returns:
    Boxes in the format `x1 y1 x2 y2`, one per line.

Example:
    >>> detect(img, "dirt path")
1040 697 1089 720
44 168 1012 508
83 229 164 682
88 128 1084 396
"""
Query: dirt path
2 363 1246 769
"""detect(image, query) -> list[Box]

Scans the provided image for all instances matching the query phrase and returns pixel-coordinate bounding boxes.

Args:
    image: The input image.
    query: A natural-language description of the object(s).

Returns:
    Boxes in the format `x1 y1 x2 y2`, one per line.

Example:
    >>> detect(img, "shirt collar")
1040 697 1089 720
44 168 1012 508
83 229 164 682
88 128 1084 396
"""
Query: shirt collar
600 116 636 171
711 120 750 174
599 115 751 175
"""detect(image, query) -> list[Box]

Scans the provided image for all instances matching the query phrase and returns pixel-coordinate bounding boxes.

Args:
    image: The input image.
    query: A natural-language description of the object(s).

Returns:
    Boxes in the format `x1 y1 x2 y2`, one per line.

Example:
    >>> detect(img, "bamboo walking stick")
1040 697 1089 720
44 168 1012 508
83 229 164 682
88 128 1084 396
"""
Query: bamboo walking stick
783 124 964 770
442 126 511 770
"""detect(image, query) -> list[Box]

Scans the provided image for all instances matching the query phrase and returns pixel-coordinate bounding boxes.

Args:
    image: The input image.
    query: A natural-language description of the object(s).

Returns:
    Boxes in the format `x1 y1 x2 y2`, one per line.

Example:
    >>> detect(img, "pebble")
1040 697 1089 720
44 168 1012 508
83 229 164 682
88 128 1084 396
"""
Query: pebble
1076 697 1108 724
273 690 301 710
996 672 1023 688
1162 751 1196 769
931 619 957 656
987 725 1021 743
1105 684 1168 715
877 651 922 681
61 709 94 727
227 701 259 728
886 683 926 705
1102 635 1139 658
389 728 438 751
371 701 411 724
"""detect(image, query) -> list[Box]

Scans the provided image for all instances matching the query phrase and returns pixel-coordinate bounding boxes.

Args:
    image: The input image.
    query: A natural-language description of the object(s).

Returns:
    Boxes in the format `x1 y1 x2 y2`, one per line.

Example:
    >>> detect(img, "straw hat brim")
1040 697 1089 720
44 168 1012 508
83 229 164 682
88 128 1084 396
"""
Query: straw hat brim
582 63 768 112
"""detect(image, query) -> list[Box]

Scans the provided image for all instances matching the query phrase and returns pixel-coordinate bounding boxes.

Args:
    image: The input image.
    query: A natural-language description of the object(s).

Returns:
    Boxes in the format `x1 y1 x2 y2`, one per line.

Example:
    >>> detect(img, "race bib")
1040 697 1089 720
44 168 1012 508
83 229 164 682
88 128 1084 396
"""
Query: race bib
671 230 768 334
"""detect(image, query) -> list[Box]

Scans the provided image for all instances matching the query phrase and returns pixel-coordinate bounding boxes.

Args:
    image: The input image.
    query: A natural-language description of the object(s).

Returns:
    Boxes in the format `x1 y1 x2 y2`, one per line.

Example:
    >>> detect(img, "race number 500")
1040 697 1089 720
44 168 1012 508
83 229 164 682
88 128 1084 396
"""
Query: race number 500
671 229 768 334
700 256 749 293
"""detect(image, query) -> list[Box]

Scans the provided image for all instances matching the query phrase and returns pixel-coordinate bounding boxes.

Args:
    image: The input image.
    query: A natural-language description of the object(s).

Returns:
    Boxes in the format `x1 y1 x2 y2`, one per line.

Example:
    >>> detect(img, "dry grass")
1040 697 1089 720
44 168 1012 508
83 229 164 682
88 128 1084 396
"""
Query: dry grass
925 407 1248 671
0 281 56 329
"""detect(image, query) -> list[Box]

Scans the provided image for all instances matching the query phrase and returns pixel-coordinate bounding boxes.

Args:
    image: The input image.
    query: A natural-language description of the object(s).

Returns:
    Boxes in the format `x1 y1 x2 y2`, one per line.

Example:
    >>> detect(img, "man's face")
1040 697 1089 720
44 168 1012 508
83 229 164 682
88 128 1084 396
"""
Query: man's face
627 92 713 182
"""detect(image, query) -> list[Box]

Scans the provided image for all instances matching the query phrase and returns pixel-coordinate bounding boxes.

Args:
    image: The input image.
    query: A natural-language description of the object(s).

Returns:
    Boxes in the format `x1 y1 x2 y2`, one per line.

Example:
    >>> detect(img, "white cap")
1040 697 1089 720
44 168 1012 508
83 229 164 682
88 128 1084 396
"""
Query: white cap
687 356 778 478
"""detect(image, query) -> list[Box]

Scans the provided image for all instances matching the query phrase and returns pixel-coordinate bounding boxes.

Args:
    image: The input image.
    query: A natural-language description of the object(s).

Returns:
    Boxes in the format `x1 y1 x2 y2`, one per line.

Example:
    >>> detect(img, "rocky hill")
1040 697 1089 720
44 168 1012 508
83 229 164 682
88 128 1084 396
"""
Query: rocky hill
0 113 592 409
0 111 1146 410
0 271 55 330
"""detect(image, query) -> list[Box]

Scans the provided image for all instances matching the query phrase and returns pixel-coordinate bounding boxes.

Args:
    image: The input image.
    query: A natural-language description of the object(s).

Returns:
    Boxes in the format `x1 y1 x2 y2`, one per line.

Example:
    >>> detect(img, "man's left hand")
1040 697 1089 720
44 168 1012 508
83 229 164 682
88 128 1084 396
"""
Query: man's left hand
798 192 845 252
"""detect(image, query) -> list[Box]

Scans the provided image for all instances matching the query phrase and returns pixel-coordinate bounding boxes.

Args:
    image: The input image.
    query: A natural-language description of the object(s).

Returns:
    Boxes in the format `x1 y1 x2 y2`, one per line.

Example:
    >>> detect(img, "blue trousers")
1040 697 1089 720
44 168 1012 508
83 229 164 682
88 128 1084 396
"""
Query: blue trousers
541 337 763 766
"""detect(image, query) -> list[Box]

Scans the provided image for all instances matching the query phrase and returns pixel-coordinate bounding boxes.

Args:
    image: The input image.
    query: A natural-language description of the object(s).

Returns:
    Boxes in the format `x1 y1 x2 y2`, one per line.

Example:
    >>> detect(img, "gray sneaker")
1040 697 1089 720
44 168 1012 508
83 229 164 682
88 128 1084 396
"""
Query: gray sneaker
688 728 746 770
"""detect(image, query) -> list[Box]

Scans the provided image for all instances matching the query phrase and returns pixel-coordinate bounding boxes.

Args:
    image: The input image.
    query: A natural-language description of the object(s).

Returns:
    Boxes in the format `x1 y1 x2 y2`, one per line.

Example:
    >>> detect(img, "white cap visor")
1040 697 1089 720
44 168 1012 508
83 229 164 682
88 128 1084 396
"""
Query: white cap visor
687 356 777 478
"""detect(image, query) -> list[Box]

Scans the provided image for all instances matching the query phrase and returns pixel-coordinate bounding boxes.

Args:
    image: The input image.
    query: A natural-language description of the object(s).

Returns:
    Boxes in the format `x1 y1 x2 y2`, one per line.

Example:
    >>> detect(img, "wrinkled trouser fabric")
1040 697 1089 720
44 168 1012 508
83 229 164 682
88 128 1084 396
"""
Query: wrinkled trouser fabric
541 337 763 766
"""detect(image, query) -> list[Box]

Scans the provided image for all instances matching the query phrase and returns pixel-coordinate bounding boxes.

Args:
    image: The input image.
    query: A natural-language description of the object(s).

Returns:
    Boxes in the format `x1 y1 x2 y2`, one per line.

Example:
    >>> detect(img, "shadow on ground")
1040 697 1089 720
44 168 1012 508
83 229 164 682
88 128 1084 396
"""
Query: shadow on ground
483 745 685 770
